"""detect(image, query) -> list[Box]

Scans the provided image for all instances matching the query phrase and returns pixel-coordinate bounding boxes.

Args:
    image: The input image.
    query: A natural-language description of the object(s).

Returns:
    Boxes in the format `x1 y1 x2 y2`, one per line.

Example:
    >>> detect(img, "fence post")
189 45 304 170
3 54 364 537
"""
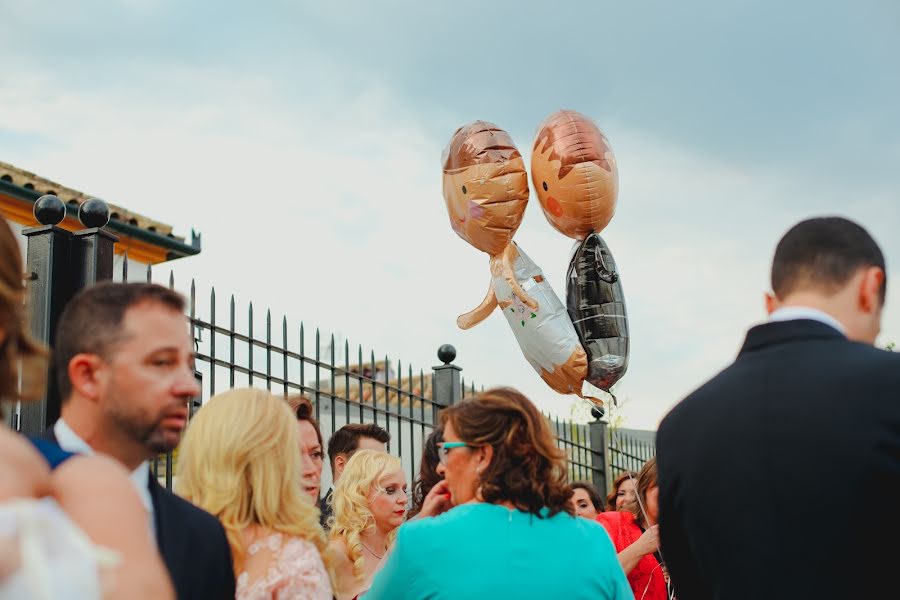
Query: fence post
71 199 117 288
431 344 461 424
18 196 117 436
588 407 609 499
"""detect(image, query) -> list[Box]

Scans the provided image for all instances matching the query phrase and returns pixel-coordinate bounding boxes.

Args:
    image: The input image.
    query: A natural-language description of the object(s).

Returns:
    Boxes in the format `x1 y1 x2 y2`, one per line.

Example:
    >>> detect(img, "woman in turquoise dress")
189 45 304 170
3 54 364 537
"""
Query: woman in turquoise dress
364 387 631 600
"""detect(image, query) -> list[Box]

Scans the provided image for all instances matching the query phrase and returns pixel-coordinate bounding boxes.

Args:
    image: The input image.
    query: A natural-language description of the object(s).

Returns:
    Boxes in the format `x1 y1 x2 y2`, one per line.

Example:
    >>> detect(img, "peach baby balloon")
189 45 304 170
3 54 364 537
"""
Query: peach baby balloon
441 121 589 397
531 110 618 241
441 121 530 257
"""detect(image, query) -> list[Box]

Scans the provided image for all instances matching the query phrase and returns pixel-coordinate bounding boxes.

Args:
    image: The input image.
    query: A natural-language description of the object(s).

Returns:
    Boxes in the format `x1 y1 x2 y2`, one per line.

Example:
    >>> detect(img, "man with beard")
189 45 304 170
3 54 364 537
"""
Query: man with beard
48 282 235 600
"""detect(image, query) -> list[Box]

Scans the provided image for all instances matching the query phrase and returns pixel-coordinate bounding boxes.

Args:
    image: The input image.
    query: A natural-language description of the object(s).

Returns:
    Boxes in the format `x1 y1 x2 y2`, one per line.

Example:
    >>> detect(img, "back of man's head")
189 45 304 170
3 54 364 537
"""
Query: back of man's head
772 217 886 301
327 423 390 480
55 282 186 401
771 217 886 342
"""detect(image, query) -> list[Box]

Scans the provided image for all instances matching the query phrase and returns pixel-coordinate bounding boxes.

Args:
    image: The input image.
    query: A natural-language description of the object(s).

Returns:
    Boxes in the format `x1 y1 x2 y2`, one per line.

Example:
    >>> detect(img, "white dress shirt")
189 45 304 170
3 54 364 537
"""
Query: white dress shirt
768 306 846 335
53 418 156 540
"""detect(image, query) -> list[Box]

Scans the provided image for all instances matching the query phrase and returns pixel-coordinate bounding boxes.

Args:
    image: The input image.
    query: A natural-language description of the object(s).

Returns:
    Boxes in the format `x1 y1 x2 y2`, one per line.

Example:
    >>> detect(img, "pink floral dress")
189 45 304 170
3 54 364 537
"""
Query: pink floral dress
236 533 332 600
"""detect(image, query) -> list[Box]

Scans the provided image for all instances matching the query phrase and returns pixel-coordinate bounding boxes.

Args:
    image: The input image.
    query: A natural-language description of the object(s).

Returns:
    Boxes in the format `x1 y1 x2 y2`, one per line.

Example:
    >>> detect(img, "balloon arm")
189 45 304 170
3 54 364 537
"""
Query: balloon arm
457 282 498 330
593 245 619 283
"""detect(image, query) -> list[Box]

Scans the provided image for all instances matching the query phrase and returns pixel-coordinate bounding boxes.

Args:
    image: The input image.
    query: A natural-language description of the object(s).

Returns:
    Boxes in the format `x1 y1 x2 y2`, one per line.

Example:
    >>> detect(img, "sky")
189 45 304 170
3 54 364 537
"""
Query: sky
1 0 898 429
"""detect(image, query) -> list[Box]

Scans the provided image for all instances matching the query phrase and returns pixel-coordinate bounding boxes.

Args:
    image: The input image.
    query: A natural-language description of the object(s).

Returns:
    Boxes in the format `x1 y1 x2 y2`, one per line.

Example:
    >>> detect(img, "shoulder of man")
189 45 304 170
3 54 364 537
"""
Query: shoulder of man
151 480 228 536
150 480 236 597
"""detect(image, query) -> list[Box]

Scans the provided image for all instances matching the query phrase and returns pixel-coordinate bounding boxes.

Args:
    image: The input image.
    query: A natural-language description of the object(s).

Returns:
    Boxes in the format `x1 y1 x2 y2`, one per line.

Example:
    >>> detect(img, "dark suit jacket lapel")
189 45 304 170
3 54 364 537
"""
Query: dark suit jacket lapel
147 473 176 568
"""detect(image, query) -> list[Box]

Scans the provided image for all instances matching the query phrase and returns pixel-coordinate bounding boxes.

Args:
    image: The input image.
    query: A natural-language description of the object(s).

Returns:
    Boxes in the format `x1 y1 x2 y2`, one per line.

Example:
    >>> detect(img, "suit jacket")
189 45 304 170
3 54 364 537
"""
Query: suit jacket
657 319 900 600
319 487 333 530
44 428 236 600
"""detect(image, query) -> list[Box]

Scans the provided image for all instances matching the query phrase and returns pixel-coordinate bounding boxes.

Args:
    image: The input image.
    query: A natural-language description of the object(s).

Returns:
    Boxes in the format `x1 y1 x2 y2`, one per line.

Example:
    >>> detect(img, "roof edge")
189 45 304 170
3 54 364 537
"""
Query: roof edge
0 179 201 260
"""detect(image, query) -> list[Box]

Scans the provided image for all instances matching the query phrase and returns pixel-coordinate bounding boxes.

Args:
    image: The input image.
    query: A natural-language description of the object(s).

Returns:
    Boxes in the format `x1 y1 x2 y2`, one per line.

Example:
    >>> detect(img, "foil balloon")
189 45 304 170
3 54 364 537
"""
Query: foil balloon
442 121 529 258
531 110 618 241
567 233 629 391
442 121 588 396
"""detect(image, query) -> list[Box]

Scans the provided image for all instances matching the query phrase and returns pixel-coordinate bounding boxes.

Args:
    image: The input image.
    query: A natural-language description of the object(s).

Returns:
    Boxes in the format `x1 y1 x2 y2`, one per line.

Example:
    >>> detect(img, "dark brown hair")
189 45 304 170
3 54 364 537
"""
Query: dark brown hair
626 458 657 525
533 110 612 179
326 422 390 471
440 387 573 518
54 282 185 401
0 217 46 402
288 394 323 447
772 217 886 303
605 470 637 511
571 481 603 511
408 425 443 519
442 121 521 173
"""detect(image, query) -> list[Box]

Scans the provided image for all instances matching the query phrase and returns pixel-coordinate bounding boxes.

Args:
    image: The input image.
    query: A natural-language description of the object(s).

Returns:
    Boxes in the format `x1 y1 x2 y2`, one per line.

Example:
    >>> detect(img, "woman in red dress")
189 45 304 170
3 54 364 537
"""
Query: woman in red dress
596 458 672 600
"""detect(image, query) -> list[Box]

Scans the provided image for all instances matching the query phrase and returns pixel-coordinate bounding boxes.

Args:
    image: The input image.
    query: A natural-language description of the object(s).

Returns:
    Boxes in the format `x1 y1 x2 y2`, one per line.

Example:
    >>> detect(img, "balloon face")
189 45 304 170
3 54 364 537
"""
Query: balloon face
442 121 529 257
531 110 618 241
566 233 629 391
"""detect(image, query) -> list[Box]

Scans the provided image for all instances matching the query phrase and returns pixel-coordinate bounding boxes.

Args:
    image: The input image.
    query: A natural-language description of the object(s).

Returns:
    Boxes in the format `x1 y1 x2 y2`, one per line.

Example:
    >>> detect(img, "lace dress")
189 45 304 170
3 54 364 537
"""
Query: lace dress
236 533 332 600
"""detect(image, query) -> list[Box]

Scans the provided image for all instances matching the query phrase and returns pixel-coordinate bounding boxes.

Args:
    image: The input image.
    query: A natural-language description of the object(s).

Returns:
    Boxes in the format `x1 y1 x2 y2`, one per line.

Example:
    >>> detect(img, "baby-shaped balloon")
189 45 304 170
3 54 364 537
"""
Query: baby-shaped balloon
442 121 588 397
532 110 629 394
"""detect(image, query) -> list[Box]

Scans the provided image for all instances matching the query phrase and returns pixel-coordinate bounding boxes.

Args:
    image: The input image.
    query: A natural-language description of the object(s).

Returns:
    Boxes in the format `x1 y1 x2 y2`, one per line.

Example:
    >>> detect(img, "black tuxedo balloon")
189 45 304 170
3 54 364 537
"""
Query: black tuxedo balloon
566 233 629 392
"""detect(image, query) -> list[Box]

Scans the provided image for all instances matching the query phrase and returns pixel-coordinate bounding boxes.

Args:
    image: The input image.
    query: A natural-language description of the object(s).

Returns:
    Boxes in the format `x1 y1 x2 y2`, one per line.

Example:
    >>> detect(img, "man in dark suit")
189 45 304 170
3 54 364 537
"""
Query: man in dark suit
657 217 900 599
49 282 235 600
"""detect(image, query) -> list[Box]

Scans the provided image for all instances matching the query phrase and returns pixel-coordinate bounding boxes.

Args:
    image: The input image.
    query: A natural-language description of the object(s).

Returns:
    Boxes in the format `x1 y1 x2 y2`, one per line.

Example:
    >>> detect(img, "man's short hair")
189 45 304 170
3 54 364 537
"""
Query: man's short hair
54 282 186 401
327 423 391 470
772 217 886 303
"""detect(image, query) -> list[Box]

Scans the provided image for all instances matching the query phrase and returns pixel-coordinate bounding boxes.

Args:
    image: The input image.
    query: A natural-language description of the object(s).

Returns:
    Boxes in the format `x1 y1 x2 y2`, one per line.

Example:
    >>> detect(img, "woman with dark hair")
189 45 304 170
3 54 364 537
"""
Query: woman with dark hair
596 458 668 600
570 481 603 520
606 471 638 511
406 426 443 520
364 387 630 599
288 394 326 503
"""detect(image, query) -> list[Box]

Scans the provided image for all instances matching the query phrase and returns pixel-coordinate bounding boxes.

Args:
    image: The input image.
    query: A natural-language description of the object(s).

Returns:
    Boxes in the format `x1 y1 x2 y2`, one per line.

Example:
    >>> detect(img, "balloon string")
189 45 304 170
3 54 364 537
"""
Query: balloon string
586 393 677 600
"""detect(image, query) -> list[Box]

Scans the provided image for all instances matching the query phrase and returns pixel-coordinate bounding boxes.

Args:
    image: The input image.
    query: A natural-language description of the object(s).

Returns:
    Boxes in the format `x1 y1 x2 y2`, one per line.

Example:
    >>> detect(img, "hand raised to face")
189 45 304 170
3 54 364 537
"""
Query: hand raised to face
531 110 618 240
441 121 529 256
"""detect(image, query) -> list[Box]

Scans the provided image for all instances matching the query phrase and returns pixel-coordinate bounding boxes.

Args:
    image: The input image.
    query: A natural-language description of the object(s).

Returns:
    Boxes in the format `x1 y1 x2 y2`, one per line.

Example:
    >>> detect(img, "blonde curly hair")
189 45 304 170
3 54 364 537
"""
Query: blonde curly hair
176 388 331 576
329 450 403 580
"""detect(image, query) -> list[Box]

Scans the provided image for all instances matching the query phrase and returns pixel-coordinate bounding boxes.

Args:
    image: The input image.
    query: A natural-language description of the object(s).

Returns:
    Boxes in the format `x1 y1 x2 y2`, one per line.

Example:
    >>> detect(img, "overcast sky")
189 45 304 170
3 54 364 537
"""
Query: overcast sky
1 0 897 428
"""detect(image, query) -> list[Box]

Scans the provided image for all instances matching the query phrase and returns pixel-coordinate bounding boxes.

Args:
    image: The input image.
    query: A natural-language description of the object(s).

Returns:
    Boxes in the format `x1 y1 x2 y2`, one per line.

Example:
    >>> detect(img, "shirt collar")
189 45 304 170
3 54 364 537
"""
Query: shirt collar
768 306 846 335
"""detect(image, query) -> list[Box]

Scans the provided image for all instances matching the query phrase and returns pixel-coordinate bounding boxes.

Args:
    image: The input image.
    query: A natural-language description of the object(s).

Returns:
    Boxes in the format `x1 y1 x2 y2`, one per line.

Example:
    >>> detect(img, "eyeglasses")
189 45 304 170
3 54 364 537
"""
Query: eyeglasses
438 442 472 465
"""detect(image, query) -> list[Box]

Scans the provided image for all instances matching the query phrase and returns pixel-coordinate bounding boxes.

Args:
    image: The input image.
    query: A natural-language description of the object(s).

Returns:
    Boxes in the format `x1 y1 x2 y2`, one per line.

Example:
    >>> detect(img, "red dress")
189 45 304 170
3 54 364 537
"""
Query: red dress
596 511 668 600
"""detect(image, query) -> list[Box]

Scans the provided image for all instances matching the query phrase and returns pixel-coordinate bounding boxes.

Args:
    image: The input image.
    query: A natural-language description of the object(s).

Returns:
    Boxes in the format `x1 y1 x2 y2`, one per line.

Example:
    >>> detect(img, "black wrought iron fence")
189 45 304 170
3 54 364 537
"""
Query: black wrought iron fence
608 429 657 481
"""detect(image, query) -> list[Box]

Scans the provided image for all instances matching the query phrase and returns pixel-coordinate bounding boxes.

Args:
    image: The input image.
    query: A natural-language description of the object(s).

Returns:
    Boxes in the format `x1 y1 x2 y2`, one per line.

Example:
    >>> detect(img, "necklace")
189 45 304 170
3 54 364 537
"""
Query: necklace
360 541 385 560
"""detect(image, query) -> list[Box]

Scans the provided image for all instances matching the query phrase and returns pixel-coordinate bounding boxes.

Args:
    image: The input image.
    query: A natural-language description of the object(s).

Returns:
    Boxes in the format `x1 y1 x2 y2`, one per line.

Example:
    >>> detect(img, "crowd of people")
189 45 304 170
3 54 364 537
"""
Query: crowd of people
1 210 898 600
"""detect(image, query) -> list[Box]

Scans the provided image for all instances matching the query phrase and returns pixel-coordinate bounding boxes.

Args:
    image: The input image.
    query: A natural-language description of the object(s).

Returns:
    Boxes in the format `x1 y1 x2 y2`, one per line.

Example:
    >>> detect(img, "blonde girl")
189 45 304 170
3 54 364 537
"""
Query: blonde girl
176 388 333 599
327 450 407 600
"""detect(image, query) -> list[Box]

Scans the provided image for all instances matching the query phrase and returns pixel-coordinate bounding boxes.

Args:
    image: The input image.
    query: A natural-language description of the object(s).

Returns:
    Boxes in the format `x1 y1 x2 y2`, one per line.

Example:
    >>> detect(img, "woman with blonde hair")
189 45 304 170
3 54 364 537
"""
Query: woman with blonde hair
176 388 332 599
328 449 407 600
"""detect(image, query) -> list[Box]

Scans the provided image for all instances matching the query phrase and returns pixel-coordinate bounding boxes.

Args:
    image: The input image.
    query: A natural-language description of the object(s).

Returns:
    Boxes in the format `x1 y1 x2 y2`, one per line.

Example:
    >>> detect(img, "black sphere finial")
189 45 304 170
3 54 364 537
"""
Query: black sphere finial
78 198 110 229
590 406 605 420
437 344 457 365
33 195 66 226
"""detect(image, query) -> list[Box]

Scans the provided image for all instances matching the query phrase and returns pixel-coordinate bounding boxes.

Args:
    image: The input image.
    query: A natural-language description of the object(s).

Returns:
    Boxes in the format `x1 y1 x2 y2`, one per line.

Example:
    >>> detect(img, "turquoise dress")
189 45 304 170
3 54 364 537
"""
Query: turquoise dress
363 503 632 600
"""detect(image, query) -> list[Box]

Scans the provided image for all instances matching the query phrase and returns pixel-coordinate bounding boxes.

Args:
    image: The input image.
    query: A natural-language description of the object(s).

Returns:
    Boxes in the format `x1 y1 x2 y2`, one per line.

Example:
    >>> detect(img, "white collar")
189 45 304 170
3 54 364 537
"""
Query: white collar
53 419 155 518
768 306 846 335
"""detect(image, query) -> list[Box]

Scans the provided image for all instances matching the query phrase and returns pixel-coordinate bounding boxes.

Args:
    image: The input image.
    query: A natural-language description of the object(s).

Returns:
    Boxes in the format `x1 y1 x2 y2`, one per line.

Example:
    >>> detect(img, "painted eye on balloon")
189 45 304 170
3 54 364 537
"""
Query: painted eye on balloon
462 185 467 194
542 181 548 192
